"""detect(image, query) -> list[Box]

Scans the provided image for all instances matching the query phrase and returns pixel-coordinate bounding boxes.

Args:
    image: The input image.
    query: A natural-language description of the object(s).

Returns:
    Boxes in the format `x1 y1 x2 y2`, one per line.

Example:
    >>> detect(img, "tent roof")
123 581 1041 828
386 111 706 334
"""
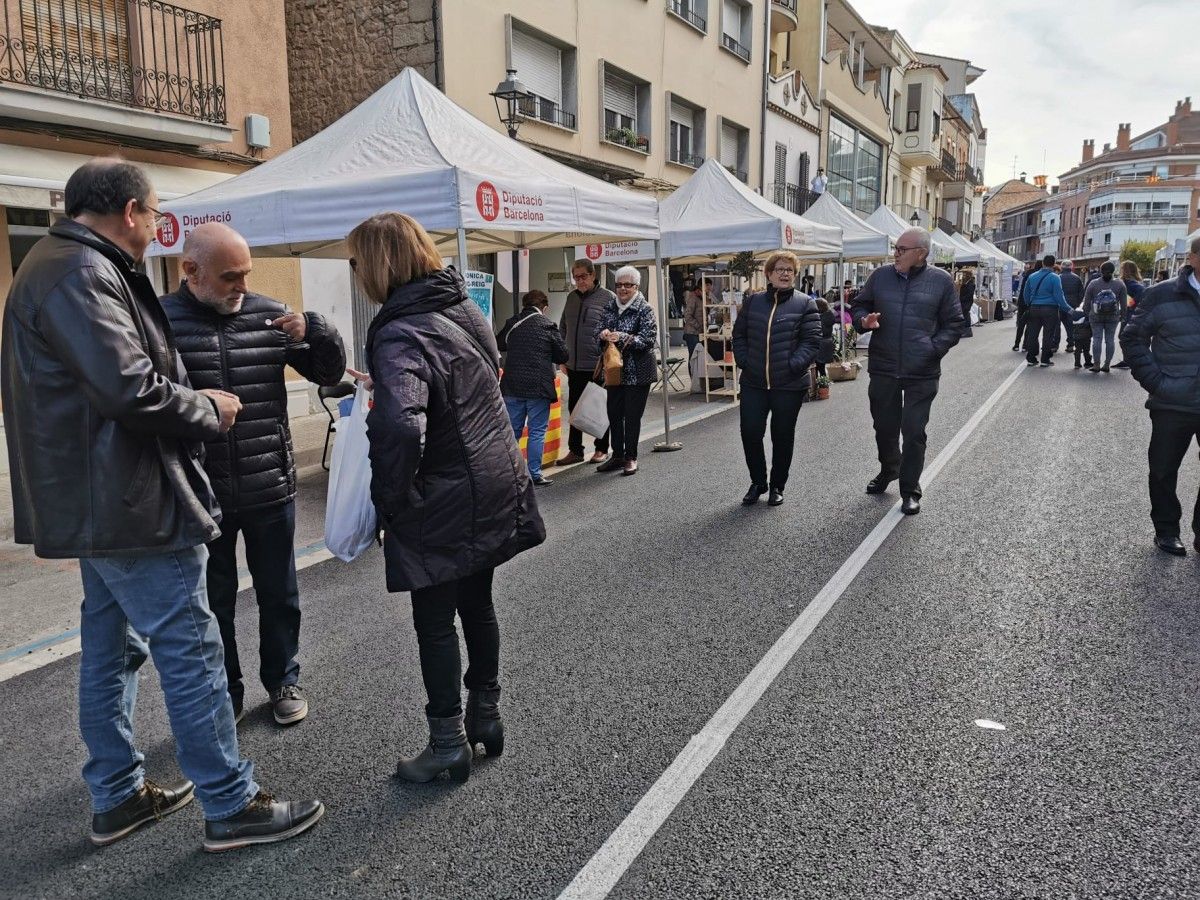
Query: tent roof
658 159 841 262
931 228 972 264
973 236 1021 267
150 68 658 258
864 204 911 241
938 228 983 263
800 192 891 260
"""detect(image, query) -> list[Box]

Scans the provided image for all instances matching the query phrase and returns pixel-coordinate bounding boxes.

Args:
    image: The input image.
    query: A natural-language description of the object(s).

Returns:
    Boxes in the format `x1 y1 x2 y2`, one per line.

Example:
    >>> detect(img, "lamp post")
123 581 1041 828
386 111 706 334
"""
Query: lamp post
910 210 920 227
490 68 531 139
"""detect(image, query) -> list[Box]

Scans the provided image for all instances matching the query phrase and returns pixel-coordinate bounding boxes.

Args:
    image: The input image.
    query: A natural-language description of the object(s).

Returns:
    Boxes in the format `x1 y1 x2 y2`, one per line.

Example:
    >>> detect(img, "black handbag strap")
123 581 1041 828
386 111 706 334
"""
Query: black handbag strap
435 311 498 376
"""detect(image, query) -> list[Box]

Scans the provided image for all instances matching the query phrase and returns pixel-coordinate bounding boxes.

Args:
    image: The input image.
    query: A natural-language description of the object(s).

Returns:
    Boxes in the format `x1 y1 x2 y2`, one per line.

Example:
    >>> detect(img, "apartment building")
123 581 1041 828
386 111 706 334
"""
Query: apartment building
764 0 821 215
1055 98 1200 267
918 53 987 236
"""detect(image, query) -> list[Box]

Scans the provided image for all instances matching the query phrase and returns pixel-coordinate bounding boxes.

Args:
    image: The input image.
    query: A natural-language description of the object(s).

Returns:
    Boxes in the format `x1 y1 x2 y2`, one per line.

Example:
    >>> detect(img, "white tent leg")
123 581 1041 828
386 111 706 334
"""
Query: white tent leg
456 228 468 274
652 240 681 453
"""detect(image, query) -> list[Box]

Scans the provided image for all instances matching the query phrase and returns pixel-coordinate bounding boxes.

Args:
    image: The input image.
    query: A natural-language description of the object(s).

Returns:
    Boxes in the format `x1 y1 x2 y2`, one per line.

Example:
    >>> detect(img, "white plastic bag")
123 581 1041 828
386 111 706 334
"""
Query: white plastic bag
569 380 609 438
324 381 377 562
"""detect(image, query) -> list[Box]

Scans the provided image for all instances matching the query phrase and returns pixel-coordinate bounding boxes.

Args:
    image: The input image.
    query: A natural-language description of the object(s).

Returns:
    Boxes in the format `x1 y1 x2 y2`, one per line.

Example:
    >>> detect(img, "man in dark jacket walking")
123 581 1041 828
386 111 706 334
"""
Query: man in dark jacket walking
1120 237 1200 556
499 289 570 485
162 223 345 726
558 259 615 465
853 227 965 515
1 159 321 850
1058 260 1085 353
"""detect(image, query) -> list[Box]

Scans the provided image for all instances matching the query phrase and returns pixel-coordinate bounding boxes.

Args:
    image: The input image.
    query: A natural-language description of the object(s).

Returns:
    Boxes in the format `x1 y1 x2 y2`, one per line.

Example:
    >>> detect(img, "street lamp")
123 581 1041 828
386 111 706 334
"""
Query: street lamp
490 68 532 139
910 210 920 227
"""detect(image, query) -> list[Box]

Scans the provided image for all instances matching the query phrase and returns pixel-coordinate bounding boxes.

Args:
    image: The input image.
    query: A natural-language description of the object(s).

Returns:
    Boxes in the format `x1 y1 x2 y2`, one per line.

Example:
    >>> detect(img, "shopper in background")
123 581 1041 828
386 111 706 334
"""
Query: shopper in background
815 296 836 379
959 269 976 338
1013 260 1038 351
1059 260 1085 353
1022 255 1073 368
732 251 822 507
682 277 704 362
595 266 658 476
351 212 546 783
498 289 569 487
1112 260 1145 369
558 258 613 465
1082 261 1128 373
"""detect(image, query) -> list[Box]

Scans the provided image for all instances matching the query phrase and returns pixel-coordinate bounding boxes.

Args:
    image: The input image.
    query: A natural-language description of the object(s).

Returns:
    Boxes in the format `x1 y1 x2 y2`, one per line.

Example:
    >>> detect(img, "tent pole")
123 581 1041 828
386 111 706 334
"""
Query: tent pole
652 240 681 453
838 253 846 359
456 228 468 274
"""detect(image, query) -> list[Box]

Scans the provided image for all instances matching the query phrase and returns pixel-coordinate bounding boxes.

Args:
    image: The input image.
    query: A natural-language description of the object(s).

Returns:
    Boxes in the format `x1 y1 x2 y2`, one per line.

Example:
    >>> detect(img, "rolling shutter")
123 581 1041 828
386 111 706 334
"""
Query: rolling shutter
722 0 741 39
720 123 739 168
670 100 694 128
604 70 636 120
512 28 561 105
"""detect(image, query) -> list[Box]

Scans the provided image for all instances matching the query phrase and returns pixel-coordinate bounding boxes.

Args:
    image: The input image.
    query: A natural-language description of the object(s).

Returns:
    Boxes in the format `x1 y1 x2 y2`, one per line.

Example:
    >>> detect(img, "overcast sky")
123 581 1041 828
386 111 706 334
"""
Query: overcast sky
848 0 1200 187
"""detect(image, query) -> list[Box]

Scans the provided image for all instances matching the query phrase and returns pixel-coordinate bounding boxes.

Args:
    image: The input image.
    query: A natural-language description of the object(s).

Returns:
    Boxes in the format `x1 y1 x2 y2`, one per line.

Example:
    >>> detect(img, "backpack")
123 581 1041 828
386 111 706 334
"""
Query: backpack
1093 288 1119 323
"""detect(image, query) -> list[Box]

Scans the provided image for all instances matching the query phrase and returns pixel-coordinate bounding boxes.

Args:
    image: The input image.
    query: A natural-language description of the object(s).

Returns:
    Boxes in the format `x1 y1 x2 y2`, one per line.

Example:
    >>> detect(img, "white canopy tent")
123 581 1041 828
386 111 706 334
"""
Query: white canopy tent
149 67 659 260
933 228 981 264
800 192 890 261
973 236 1021 268
659 159 842 262
865 205 954 265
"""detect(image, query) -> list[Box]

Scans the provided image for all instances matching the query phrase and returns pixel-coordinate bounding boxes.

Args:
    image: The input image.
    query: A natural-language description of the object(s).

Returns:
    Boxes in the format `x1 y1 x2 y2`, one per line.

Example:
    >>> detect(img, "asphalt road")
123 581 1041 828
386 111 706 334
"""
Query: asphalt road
1 320 1197 900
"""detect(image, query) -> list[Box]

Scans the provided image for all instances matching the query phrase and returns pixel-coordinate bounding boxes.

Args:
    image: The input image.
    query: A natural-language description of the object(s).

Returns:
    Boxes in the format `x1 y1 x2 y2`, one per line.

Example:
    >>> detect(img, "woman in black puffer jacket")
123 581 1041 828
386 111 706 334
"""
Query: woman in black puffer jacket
732 251 822 507
351 213 546 785
594 266 659 476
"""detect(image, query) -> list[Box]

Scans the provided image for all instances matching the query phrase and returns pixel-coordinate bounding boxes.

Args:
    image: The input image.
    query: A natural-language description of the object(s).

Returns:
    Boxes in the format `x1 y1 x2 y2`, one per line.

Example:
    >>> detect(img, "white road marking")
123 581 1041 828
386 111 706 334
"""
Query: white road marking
557 360 1029 900
975 719 1007 731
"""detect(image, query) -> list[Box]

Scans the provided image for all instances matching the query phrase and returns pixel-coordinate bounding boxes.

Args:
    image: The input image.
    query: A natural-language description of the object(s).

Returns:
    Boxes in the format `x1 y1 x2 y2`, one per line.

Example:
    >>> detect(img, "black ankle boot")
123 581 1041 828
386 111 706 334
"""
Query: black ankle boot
396 714 472 783
465 687 504 756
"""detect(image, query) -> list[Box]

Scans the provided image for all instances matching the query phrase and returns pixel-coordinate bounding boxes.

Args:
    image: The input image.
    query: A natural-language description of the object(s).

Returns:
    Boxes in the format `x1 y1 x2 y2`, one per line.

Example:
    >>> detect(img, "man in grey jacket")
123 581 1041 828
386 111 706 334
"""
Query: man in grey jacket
1 159 322 851
558 258 615 464
853 228 965 516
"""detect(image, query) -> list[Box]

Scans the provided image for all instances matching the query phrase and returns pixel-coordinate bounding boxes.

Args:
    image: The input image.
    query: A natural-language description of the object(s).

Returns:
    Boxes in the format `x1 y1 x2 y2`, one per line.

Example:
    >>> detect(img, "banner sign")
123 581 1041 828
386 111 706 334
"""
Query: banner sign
574 241 657 264
465 270 494 322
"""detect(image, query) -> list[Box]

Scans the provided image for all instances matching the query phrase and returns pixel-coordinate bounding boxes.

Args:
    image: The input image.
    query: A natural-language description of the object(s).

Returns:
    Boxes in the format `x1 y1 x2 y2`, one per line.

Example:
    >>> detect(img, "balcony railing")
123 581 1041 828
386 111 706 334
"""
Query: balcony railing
517 95 577 131
0 0 227 124
667 0 707 33
1085 211 1190 227
720 33 750 61
768 182 818 215
940 150 958 180
723 163 748 182
774 0 798 11
669 151 704 169
936 216 956 235
604 127 650 154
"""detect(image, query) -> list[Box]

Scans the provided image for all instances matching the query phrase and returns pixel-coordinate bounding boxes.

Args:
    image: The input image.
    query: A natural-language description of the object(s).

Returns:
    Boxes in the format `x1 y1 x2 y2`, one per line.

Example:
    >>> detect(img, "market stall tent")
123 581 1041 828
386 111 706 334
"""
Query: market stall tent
800 192 891 260
148 67 659 259
933 227 981 264
658 159 842 262
973 236 1021 267
864 205 955 264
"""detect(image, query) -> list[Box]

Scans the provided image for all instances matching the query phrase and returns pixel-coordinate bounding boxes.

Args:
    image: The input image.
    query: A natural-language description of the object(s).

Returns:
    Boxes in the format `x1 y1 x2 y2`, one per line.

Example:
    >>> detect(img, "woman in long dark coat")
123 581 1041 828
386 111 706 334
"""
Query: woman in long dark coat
349 212 546 784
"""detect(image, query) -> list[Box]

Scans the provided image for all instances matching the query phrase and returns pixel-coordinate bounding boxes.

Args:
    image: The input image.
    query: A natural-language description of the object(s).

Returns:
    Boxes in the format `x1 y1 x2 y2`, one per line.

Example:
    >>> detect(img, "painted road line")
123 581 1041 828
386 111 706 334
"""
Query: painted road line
556 360 1029 900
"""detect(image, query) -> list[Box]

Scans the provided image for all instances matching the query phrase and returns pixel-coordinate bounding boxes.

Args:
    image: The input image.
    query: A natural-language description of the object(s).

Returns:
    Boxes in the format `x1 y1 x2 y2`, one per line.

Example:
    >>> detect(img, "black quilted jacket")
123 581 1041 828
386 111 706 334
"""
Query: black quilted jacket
162 282 346 512
1120 268 1200 414
498 308 569 400
852 264 964 380
732 287 822 392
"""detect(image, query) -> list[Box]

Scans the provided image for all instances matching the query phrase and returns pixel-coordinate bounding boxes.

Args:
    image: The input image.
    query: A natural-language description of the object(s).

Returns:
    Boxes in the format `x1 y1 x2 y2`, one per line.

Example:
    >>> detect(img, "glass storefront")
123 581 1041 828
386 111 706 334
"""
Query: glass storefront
827 114 882 216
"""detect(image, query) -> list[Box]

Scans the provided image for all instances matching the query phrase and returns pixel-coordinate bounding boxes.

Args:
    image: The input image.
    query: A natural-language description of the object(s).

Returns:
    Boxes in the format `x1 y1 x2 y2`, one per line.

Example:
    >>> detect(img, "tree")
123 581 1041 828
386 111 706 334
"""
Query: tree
1117 239 1166 276
727 251 763 281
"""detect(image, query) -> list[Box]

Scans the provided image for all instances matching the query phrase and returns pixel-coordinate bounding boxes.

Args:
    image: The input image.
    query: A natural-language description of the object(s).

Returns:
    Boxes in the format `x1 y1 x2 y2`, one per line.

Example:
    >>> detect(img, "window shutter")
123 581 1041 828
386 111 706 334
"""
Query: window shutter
670 100 694 128
512 29 561 105
774 144 787 185
720 123 739 168
722 0 740 38
798 151 810 189
21 0 131 97
604 71 636 120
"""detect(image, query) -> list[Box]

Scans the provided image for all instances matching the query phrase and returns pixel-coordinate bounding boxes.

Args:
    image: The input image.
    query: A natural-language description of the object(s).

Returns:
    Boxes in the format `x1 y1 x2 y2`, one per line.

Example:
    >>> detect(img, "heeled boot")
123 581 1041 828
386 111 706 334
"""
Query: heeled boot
465 687 504 757
395 714 472 783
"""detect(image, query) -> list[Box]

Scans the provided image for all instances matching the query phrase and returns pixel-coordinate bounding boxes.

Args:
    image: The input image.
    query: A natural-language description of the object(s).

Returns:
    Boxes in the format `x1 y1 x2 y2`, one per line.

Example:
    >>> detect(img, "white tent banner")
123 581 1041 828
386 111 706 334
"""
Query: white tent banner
574 240 658 263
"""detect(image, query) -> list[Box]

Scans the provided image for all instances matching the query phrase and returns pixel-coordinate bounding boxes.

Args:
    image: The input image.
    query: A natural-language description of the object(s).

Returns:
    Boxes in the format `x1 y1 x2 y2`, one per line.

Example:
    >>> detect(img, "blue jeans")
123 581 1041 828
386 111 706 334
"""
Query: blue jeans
78 546 258 820
1091 319 1119 365
505 396 552 478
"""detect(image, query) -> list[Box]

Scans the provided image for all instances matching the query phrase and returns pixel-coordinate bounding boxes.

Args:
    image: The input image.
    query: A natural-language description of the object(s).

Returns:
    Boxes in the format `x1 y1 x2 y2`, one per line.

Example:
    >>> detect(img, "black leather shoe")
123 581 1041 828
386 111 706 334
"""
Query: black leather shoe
768 487 784 506
396 715 472 783
1194 535 1200 554
465 688 504 757
595 456 626 473
91 778 195 846
865 474 895 495
742 483 768 505
203 791 324 852
1155 535 1186 557
900 496 921 516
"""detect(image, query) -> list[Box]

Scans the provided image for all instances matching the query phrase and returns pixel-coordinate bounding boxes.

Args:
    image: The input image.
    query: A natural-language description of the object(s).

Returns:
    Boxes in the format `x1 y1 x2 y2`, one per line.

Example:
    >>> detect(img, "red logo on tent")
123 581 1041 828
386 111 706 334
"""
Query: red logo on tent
476 182 500 222
584 244 604 260
785 225 794 245
156 212 181 248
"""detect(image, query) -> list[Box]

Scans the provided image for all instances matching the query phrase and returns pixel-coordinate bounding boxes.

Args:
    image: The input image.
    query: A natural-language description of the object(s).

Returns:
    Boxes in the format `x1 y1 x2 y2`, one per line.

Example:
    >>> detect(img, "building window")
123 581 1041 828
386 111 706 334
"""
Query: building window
668 94 705 168
601 63 650 152
510 22 577 130
719 117 749 181
828 114 882 216
906 83 921 132
667 0 707 34
719 0 751 62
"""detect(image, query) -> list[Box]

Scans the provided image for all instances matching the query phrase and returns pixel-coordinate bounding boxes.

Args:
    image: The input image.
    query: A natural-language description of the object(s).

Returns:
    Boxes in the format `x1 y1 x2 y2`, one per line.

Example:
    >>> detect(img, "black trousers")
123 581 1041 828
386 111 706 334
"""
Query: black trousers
206 499 301 706
1058 310 1075 349
1014 304 1028 347
606 383 652 460
867 375 939 497
1024 307 1060 364
739 385 805 490
566 367 609 455
409 567 498 719
1148 409 1200 539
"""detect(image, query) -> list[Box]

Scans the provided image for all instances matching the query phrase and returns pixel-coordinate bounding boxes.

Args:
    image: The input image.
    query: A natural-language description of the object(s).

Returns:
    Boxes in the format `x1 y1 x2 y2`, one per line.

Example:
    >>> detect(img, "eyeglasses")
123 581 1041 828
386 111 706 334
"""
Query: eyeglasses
572 273 592 281
771 268 795 275
615 282 638 289
141 203 167 228
893 245 920 255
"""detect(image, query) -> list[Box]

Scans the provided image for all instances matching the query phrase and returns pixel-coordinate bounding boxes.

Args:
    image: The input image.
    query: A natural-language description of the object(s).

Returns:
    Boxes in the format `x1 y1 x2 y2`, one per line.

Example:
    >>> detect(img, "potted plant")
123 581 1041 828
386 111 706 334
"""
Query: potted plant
635 134 650 150
827 324 861 382
816 374 831 400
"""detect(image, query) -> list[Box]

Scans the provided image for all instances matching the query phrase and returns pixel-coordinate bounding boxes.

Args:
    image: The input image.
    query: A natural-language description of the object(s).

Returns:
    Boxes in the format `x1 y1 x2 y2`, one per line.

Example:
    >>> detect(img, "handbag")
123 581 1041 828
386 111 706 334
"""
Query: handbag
602 341 624 386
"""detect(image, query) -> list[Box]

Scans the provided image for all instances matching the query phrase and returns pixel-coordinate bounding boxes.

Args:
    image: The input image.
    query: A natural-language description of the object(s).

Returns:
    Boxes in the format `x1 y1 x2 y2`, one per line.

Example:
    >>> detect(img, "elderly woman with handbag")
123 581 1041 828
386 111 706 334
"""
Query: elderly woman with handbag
594 266 658 476
349 212 545 784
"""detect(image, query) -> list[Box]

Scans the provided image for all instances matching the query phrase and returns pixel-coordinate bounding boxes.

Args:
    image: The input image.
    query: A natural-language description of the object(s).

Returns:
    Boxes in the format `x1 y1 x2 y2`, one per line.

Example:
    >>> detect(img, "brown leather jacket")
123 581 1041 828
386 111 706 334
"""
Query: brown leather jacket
1 221 223 558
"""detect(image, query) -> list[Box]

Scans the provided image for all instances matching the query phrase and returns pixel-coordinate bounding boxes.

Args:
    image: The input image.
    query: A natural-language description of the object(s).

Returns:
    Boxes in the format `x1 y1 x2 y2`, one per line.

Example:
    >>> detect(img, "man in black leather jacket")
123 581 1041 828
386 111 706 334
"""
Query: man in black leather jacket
1 159 322 850
853 227 965 515
162 223 345 727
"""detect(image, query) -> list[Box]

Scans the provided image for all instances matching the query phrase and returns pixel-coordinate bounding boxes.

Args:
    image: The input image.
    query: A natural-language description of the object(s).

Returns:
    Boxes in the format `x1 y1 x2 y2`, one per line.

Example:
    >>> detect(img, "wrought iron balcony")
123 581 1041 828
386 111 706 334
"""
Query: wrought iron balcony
775 0 798 11
723 163 748 182
768 182 818 215
667 0 707 33
517 95 577 131
669 150 705 169
0 0 226 124
720 33 750 61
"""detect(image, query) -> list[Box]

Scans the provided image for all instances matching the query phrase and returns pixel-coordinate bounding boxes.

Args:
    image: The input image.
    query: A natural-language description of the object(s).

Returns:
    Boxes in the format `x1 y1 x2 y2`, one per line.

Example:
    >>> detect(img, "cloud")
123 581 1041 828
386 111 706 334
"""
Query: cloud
844 0 1200 184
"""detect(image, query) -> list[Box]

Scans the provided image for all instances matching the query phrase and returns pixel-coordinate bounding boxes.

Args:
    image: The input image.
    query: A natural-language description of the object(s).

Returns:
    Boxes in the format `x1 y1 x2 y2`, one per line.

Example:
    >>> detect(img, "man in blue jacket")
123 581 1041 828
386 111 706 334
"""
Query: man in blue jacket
1022 254 1073 367
1120 236 1200 556
853 228 964 515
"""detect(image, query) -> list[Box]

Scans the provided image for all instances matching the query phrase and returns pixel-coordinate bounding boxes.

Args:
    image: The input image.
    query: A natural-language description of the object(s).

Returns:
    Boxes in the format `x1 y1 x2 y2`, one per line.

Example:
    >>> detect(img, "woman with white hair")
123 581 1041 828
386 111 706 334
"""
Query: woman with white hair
594 266 658 475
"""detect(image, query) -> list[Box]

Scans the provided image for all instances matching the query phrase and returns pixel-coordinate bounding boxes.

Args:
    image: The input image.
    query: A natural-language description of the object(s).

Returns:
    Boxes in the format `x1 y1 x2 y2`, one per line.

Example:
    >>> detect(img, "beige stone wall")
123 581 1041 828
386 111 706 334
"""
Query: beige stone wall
286 0 437 143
